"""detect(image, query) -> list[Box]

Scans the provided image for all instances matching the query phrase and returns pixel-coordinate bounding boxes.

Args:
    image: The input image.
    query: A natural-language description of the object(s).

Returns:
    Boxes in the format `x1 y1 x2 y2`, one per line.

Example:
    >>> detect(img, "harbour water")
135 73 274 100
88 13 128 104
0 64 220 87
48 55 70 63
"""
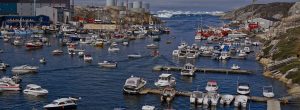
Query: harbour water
0 15 297 110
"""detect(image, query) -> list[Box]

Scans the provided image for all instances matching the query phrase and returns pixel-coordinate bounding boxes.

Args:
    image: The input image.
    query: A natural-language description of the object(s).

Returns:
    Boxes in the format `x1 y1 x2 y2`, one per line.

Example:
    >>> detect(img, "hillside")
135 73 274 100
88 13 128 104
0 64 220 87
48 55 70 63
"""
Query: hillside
221 2 294 20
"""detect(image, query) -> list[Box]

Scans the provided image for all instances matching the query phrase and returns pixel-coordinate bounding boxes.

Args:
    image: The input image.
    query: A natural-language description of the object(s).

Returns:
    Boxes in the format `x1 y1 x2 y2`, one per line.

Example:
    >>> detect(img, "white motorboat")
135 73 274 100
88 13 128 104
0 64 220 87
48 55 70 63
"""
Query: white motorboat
128 53 142 58
231 64 240 70
160 87 176 103
237 83 250 95
263 86 275 98
123 75 147 94
195 34 202 40
238 50 247 57
172 50 179 56
39 58 46 64
220 94 234 105
205 80 218 92
52 49 63 55
123 41 129 46
0 82 20 91
203 91 220 106
23 84 48 96
234 95 248 108
108 46 120 52
98 61 117 68
142 105 155 110
44 97 80 110
146 43 158 49
0 76 21 84
13 37 22 46
154 73 176 87
219 51 230 60
190 91 204 105
83 54 93 62
12 65 39 74
244 47 251 54
181 63 196 76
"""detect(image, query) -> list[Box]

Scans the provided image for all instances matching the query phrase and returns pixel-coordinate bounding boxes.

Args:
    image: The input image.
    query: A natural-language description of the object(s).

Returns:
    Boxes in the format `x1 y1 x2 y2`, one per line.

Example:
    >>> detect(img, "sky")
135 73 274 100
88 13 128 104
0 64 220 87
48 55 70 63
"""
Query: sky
75 0 298 12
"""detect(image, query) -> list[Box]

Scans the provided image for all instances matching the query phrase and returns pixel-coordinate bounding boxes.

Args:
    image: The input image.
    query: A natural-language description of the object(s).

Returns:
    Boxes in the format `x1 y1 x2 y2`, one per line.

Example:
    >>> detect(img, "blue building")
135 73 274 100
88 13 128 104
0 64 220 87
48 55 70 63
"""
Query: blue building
0 15 50 27
0 0 18 15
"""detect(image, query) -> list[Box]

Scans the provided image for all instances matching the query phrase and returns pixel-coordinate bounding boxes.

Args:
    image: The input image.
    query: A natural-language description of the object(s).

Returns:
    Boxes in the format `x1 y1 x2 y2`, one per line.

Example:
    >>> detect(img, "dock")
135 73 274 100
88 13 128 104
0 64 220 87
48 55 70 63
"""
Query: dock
139 87 283 103
267 100 281 110
153 65 252 74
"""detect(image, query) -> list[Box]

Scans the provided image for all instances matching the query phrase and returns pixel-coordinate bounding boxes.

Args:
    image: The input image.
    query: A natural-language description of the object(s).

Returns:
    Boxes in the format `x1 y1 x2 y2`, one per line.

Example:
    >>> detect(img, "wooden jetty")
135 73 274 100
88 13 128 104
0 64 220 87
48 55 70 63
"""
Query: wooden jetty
153 65 252 74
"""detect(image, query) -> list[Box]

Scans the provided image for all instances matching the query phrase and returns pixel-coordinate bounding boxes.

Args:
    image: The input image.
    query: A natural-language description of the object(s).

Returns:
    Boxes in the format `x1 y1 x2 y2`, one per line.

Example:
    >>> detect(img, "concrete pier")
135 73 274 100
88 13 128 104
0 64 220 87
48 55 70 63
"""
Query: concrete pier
267 100 281 110
153 65 252 74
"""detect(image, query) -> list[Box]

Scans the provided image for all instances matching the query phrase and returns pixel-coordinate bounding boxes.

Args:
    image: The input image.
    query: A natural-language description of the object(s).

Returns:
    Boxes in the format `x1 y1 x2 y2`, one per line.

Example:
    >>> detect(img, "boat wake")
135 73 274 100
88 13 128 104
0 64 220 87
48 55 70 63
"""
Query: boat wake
154 10 225 18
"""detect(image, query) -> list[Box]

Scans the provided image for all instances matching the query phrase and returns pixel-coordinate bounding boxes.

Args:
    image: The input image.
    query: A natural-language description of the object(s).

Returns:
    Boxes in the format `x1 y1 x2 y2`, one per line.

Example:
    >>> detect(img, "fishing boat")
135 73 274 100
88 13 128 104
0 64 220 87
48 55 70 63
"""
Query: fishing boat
142 105 155 110
220 94 234 105
160 87 176 103
203 91 220 106
181 63 196 76
83 54 93 62
190 91 204 105
231 64 240 70
154 73 176 87
146 43 158 49
12 65 38 74
234 95 248 108
263 86 275 98
52 49 63 55
98 61 117 68
205 80 218 92
123 75 147 94
23 84 48 96
108 46 120 52
44 97 80 110
128 53 142 58
39 57 46 64
237 83 250 95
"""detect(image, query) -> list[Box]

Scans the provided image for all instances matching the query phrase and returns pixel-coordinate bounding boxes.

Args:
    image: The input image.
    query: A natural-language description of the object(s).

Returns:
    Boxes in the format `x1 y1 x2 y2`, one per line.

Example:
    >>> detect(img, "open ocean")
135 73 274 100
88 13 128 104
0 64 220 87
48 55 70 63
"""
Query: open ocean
0 14 299 110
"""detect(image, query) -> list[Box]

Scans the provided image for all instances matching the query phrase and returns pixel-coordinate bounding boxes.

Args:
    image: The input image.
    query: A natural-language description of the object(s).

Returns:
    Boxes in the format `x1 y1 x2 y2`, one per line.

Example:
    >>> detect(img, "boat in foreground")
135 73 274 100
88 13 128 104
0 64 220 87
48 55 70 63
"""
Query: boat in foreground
12 65 39 74
23 84 48 96
44 97 80 110
123 75 147 94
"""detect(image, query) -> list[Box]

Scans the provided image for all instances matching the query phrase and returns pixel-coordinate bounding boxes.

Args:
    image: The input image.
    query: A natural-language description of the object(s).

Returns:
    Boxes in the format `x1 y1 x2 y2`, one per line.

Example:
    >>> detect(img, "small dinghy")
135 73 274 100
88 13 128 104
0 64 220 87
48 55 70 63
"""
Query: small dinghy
39 57 46 64
220 94 234 105
231 64 240 70
263 86 275 98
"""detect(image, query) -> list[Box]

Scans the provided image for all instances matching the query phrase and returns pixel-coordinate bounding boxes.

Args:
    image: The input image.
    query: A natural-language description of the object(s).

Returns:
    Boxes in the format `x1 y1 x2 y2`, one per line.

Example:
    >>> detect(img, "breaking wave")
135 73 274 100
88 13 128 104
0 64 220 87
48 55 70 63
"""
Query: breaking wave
153 10 225 18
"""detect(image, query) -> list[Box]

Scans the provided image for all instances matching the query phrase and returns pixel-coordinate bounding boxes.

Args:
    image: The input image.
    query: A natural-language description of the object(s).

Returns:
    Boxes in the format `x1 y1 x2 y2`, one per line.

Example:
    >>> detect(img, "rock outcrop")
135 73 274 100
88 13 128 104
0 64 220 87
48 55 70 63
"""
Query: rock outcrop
221 2 294 20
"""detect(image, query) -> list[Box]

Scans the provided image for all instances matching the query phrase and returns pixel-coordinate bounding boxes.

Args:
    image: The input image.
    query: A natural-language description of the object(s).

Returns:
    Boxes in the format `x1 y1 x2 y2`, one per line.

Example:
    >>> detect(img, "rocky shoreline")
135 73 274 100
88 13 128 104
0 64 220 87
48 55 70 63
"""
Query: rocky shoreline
223 2 300 96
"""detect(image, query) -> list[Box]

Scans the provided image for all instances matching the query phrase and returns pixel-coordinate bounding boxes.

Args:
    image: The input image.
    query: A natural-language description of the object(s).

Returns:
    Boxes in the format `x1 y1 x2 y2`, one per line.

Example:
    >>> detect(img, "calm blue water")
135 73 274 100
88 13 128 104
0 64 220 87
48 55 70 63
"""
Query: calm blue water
0 15 297 110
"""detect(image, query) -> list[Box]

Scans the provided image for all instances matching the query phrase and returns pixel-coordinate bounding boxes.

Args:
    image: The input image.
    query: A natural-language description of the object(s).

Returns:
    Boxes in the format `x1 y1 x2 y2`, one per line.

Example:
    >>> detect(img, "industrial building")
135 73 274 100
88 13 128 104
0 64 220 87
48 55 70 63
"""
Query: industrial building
105 0 150 13
0 0 74 24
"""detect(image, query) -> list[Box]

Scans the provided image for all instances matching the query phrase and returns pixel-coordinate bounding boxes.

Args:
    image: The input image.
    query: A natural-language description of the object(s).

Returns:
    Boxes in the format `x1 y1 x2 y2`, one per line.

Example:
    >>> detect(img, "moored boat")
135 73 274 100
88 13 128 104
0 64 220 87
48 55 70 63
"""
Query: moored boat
237 83 250 95
263 86 275 98
205 80 218 92
23 84 48 96
98 61 117 68
44 97 80 110
181 63 196 76
154 73 176 87
12 65 38 74
190 91 204 105
123 75 147 94
220 94 234 105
